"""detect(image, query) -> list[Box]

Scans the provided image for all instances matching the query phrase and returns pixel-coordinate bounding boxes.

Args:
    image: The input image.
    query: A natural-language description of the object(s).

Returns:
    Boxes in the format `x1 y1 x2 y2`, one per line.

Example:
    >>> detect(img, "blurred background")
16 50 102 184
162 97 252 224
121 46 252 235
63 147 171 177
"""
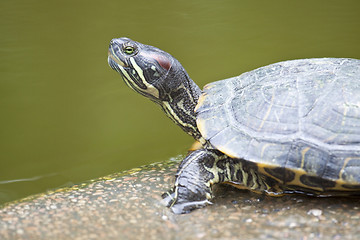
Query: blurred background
1 0 359 204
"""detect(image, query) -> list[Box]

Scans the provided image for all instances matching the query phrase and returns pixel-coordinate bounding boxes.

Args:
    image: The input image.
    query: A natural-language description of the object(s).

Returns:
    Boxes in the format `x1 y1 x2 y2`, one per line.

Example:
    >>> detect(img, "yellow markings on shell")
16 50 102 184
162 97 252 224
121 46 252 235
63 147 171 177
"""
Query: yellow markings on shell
300 147 310 168
332 179 351 191
341 105 348 126
222 151 238 159
256 163 279 172
338 157 351 181
286 169 324 192
216 144 238 159
257 156 360 193
129 57 160 99
260 143 274 159
257 162 323 191
338 157 360 182
195 93 213 145
256 163 282 182
194 93 207 112
332 177 360 192
203 83 215 90
324 134 338 143
196 117 207 138
258 91 275 131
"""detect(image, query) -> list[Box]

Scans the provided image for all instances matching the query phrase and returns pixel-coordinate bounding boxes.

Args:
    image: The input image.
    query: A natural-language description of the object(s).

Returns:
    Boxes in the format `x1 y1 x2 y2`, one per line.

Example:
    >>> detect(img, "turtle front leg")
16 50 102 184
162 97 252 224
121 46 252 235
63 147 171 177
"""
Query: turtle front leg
162 148 276 213
162 149 229 214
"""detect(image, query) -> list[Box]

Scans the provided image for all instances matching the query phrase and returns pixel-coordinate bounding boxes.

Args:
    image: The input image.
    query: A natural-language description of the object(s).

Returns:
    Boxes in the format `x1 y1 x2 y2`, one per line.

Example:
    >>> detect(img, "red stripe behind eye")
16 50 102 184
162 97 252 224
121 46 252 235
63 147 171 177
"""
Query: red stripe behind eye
141 52 172 71
154 55 171 71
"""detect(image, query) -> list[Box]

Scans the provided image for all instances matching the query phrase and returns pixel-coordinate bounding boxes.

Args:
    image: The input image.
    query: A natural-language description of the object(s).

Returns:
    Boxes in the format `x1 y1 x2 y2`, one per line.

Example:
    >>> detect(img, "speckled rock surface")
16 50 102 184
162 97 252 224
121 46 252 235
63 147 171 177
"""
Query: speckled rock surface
1 157 360 240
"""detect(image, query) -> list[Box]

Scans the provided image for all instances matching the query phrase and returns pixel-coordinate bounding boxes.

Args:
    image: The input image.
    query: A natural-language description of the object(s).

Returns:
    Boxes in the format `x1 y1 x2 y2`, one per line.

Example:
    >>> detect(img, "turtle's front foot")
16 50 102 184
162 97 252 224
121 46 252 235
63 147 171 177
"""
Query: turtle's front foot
161 149 224 214
162 186 212 214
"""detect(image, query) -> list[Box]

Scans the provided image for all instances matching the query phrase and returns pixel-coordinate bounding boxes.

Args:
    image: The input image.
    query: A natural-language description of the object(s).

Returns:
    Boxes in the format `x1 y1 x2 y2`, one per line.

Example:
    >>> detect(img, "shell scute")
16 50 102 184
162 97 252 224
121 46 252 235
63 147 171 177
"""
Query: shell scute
196 58 360 187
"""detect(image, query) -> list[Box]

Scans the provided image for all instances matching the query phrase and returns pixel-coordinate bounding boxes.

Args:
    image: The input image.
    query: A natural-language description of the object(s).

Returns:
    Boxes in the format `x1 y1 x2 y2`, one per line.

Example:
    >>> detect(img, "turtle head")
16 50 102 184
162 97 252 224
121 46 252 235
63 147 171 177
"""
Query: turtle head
108 37 203 140
108 37 180 103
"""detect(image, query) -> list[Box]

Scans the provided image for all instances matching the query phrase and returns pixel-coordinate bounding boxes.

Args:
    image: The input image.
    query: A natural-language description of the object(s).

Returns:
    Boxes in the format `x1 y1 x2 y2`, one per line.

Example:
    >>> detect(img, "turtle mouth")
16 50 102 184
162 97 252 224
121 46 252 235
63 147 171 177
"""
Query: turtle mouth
108 49 128 68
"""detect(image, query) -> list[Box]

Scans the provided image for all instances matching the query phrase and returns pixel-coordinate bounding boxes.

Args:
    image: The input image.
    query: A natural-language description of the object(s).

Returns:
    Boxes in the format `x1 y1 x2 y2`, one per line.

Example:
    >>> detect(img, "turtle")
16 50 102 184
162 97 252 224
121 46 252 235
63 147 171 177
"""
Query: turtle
107 37 360 214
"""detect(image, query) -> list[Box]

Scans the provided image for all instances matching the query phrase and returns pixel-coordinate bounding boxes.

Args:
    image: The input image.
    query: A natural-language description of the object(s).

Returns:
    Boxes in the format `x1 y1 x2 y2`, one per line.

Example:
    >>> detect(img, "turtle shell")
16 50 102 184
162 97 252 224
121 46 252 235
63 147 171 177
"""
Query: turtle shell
195 58 360 190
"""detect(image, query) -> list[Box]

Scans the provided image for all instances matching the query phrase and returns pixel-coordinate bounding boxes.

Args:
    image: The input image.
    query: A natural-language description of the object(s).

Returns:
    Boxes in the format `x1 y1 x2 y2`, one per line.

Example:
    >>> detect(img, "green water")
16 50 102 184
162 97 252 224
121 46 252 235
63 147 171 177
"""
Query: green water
0 0 359 204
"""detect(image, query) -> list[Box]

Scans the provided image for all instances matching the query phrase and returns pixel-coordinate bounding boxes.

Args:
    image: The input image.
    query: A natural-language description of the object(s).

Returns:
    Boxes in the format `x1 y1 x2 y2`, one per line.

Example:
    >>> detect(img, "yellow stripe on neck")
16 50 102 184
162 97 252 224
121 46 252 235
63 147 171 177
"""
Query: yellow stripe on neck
129 57 160 98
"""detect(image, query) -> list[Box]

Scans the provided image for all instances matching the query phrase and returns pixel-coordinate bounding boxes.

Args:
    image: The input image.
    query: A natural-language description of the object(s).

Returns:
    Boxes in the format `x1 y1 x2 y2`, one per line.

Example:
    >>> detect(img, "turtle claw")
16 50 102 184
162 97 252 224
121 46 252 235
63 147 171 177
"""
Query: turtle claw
161 149 220 214
161 190 176 208
161 189 211 214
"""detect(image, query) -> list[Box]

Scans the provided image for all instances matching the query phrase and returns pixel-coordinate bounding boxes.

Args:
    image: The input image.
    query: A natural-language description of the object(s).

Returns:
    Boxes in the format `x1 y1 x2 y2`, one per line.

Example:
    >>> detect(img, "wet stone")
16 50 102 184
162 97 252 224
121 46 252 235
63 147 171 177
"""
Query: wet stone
0 158 360 240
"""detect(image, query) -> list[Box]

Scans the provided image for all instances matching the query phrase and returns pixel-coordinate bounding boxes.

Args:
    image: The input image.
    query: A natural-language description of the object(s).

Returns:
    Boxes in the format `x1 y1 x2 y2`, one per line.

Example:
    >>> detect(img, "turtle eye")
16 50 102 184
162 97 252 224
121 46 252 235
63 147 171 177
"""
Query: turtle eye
124 46 135 55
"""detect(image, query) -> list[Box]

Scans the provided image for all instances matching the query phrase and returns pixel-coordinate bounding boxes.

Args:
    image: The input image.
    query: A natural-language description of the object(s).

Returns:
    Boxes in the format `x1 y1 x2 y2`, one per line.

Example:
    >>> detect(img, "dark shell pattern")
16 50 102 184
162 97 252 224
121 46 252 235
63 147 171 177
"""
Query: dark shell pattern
196 58 360 191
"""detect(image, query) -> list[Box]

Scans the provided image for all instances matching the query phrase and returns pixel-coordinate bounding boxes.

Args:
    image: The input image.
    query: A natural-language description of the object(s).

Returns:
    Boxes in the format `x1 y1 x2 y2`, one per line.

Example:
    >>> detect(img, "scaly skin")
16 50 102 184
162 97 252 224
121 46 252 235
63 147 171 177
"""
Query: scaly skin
107 37 276 214
107 38 360 214
162 149 275 213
